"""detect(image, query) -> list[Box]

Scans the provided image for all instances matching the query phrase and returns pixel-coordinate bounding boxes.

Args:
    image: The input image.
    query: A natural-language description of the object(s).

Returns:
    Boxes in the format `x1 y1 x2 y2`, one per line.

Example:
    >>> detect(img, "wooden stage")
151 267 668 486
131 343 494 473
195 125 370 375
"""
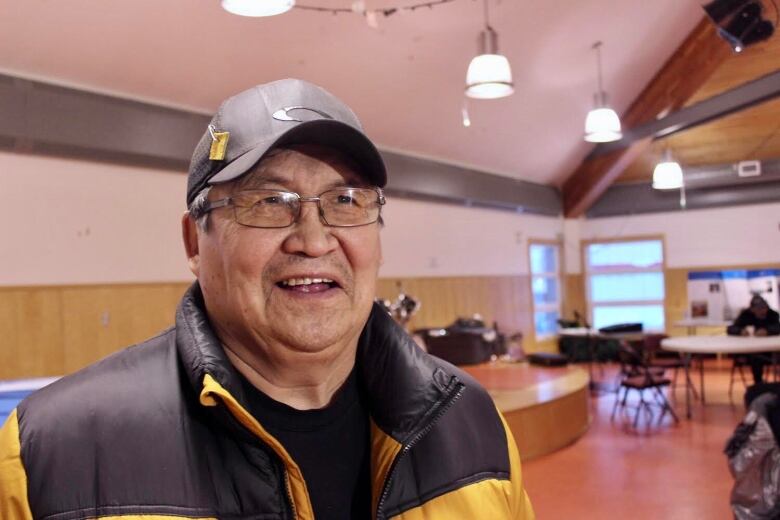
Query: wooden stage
463 361 591 460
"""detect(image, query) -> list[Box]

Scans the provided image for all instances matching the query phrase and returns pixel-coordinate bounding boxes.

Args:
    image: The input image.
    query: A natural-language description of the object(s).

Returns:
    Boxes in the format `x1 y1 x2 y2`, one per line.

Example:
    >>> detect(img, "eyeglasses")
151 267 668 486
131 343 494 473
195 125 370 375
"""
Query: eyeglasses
199 187 386 228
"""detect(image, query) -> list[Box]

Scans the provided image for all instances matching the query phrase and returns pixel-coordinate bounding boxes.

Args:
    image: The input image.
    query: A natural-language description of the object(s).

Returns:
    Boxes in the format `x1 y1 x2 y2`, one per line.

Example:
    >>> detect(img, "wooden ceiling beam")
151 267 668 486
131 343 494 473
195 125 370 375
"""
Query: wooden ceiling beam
562 18 732 218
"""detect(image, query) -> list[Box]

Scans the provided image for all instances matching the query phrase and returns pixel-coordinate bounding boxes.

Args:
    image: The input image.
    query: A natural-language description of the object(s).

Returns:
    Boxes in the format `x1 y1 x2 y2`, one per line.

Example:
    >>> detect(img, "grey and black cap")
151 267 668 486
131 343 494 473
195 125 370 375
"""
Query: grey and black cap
186 78 387 205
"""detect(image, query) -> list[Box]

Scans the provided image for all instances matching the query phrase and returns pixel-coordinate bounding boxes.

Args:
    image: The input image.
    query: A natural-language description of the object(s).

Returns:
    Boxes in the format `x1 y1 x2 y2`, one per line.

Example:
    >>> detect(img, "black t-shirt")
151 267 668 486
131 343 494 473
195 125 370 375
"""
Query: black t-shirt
237 368 371 520
729 308 780 335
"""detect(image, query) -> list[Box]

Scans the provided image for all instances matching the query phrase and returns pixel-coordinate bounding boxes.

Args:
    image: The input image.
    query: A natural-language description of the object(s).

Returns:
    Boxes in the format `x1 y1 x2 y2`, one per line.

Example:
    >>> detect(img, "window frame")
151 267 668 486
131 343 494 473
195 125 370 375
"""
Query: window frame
528 239 563 341
581 235 667 332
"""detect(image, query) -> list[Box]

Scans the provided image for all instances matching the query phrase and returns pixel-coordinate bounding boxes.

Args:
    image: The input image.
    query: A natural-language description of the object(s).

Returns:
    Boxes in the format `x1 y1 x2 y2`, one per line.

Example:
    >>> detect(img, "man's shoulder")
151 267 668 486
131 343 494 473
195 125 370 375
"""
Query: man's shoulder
17 326 180 431
406 351 505 442
436 359 503 433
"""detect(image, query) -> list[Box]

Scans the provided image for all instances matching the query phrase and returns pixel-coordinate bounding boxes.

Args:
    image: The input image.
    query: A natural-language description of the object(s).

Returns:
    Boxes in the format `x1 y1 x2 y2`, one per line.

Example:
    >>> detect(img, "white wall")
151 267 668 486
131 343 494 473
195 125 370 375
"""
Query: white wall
381 198 563 278
0 152 193 286
0 152 564 286
580 204 780 269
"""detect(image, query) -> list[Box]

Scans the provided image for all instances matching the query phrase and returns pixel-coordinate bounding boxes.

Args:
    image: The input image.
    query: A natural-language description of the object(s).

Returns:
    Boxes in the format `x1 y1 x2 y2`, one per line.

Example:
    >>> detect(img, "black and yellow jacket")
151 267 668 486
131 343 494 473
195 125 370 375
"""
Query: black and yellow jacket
0 283 534 519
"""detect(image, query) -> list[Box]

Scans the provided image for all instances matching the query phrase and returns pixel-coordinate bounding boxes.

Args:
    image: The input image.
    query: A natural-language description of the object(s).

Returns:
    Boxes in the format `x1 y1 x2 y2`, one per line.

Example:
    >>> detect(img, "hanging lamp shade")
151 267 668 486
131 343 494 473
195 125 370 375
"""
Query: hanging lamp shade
221 0 295 17
584 105 622 142
583 42 622 143
465 27 514 99
652 160 684 189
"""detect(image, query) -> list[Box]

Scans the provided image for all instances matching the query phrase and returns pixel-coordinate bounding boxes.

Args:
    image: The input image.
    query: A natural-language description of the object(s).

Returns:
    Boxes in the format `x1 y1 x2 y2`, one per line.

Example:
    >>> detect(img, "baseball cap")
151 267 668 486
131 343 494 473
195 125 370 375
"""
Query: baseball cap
186 79 387 205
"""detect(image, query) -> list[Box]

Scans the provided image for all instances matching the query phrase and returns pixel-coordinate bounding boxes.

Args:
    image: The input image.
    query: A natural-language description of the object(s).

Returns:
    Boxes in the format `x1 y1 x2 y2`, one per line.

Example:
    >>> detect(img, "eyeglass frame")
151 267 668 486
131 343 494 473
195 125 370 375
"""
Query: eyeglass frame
190 185 386 229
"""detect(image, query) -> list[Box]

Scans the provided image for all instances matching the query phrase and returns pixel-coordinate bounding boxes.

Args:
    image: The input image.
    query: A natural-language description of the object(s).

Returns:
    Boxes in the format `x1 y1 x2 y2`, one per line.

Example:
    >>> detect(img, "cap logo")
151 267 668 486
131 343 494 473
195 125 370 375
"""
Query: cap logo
272 106 334 123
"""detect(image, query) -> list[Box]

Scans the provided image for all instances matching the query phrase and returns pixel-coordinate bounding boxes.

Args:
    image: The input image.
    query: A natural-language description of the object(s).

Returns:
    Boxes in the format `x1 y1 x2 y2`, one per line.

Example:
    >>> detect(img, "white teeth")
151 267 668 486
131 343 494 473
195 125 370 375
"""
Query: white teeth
282 277 335 287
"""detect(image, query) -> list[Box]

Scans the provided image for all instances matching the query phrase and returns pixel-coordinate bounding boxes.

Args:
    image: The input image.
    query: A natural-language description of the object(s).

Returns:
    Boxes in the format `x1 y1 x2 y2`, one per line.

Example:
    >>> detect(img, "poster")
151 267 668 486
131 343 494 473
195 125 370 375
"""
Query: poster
687 269 780 321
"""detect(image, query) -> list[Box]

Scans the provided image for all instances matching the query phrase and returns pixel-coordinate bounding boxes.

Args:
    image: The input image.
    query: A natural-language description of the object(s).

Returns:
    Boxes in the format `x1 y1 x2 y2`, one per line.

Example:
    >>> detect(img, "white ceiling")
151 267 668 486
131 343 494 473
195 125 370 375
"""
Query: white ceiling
0 0 704 185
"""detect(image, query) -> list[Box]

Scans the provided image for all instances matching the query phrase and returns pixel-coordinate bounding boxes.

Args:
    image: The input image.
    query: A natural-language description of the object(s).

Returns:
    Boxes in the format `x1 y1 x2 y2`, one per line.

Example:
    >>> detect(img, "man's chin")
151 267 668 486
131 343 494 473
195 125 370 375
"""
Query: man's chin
276 326 355 355
267 308 356 350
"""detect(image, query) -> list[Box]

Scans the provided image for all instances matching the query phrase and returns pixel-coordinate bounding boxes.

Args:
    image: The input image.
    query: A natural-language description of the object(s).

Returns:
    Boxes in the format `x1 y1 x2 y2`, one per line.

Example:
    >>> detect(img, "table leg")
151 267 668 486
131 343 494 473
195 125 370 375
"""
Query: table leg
684 353 692 419
586 334 601 394
699 355 705 404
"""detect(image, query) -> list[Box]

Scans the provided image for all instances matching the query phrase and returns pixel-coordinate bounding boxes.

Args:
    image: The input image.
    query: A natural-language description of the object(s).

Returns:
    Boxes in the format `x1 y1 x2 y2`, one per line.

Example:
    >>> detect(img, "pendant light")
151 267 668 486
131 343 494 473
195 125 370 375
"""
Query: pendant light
222 0 295 17
584 41 622 143
652 149 684 190
465 0 514 99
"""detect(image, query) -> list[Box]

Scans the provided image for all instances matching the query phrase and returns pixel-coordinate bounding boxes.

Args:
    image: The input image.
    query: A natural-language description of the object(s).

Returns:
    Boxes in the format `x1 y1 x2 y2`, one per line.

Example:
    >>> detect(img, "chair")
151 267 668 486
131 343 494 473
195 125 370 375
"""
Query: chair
643 334 683 390
728 355 750 402
611 342 679 428
643 333 706 403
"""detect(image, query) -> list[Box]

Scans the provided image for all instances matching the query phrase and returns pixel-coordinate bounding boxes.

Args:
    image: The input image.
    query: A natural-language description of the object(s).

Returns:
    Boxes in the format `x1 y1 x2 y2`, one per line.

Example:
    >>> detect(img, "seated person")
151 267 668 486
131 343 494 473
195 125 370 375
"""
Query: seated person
727 295 780 384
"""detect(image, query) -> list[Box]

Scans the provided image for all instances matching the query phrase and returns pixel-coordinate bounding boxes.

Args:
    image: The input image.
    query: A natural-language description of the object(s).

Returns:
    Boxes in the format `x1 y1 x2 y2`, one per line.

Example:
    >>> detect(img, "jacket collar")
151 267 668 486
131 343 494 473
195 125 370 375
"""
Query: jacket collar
175 282 462 444
356 304 463 444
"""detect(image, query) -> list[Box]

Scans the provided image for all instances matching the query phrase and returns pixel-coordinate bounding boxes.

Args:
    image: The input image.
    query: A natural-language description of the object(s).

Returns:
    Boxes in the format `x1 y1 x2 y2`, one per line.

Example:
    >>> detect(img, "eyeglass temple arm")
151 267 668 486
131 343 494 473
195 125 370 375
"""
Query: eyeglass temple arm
203 198 233 213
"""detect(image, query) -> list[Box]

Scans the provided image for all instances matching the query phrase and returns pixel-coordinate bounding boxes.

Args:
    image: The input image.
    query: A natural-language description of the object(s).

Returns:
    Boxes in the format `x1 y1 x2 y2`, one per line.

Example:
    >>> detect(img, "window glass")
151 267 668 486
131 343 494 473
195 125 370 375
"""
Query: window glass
535 311 561 336
589 272 665 303
587 241 663 272
532 276 559 305
586 239 665 331
529 243 561 338
530 244 557 274
592 305 665 331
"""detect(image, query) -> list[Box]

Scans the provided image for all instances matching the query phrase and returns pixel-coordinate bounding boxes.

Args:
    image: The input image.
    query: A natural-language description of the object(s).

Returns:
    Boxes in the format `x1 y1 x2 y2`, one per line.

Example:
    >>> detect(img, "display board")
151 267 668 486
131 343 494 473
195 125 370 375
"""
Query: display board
687 269 780 321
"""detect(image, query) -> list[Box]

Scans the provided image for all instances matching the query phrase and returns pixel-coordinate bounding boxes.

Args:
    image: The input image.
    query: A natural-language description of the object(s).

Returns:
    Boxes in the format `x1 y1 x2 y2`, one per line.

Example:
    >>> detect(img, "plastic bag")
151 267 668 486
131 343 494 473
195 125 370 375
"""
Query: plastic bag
726 393 780 520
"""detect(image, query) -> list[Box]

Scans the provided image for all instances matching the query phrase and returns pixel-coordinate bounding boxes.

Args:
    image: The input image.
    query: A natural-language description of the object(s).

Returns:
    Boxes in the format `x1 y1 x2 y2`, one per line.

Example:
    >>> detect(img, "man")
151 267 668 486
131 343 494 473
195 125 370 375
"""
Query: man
0 79 534 519
727 295 780 383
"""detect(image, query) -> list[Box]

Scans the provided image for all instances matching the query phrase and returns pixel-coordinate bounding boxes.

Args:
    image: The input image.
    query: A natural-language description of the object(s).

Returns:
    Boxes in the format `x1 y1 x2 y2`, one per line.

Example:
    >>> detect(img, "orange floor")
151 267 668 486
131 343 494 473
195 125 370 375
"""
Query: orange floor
521 359 749 520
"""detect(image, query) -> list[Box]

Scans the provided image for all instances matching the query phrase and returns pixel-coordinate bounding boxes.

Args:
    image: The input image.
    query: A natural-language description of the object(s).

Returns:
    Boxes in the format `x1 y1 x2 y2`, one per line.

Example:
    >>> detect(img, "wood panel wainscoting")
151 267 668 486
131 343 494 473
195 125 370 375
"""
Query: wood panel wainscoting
0 282 191 380
562 273 586 324
377 275 549 352
1 275 549 380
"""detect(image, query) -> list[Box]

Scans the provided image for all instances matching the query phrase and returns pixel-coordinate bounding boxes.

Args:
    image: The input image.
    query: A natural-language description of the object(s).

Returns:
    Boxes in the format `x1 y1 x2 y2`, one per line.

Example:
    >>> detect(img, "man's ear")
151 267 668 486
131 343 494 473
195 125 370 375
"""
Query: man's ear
182 212 200 277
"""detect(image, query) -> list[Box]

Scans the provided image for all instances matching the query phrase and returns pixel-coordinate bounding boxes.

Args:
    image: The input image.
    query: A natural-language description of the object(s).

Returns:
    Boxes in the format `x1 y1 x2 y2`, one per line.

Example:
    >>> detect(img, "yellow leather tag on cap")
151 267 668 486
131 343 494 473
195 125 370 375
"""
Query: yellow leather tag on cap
209 132 230 160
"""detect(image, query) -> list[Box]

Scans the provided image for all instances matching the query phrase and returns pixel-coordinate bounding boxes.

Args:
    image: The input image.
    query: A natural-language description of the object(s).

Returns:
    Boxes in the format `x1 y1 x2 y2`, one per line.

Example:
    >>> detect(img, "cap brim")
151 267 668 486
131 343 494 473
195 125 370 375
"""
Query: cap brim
209 119 386 187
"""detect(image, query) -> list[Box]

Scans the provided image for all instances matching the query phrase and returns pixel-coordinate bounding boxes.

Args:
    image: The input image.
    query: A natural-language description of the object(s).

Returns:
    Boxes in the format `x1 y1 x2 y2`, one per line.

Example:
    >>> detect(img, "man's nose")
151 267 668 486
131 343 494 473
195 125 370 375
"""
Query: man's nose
281 201 337 257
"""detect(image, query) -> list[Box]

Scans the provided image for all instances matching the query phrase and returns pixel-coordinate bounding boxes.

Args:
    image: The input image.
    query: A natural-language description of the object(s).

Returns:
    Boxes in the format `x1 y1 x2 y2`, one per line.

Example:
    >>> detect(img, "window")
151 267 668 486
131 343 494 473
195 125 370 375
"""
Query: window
530 242 561 339
584 239 665 331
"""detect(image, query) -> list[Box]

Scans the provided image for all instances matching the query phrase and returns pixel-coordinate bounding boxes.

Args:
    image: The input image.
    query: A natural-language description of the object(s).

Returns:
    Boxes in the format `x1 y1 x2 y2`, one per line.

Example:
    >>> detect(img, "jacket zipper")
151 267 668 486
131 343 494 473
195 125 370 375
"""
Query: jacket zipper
375 382 465 520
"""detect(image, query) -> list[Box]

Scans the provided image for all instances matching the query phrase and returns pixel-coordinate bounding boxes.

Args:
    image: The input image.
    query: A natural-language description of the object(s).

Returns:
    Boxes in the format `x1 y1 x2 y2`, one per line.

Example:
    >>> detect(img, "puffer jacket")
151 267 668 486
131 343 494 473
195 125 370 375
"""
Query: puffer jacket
0 283 534 519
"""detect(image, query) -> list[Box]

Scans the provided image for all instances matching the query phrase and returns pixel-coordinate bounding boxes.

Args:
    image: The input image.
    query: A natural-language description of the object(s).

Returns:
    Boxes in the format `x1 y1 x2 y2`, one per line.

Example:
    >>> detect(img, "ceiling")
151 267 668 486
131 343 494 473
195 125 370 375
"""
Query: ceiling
0 0 705 186
619 30 780 184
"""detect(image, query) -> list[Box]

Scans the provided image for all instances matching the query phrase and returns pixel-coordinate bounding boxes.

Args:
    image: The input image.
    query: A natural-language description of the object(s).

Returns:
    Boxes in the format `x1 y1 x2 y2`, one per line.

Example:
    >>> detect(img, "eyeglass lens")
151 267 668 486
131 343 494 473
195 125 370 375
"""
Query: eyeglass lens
232 188 381 228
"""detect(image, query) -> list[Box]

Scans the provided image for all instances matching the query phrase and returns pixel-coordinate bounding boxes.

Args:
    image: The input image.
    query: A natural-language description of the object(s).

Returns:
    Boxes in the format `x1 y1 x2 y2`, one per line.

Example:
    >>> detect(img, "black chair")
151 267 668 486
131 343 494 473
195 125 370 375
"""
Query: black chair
729 355 750 402
642 334 686 392
611 342 679 428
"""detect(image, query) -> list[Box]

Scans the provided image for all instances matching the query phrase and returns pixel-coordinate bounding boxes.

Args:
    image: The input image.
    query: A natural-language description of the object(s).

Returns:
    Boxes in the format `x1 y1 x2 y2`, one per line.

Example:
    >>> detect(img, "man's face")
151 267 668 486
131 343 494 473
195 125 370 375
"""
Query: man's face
186 145 382 357
752 304 768 320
